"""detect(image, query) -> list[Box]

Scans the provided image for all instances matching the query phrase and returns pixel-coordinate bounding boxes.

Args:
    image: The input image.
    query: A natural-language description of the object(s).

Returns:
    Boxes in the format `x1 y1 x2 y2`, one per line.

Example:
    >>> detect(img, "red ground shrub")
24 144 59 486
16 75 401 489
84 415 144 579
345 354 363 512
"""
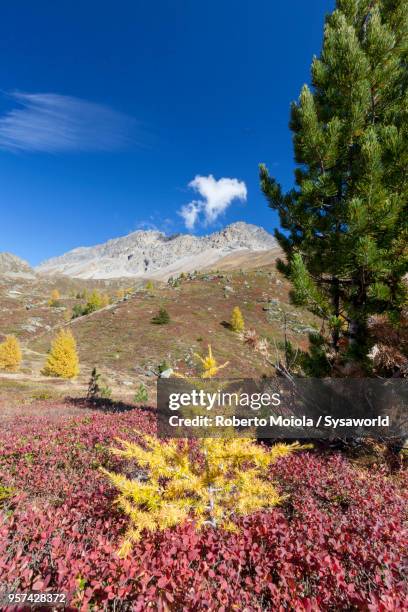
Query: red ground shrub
0 403 407 610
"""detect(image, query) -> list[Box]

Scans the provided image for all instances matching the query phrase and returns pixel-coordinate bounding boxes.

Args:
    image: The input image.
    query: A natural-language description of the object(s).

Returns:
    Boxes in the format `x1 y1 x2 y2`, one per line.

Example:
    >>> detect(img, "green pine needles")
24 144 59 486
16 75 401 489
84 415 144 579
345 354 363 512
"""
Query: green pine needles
151 307 170 325
260 0 407 356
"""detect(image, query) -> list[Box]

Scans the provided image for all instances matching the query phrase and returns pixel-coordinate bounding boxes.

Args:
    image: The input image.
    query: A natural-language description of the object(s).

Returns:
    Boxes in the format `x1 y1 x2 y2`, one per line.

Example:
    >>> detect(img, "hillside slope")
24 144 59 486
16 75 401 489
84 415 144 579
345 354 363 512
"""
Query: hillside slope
0 273 147 342
24 267 317 388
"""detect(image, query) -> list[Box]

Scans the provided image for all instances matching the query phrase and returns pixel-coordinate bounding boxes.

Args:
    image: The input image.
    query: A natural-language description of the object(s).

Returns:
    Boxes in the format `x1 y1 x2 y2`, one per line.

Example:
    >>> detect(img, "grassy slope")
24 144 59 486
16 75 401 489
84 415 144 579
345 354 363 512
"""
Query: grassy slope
0 265 318 399
0 274 138 341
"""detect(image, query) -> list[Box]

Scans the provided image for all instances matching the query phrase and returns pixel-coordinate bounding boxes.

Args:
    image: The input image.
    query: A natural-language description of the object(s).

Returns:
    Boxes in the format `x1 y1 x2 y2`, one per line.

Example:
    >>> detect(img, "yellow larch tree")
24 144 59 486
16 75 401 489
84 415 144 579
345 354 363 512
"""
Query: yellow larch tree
0 335 22 372
85 290 103 313
100 293 110 307
231 306 245 332
42 329 80 379
193 344 229 378
103 434 302 556
48 289 61 306
103 344 305 556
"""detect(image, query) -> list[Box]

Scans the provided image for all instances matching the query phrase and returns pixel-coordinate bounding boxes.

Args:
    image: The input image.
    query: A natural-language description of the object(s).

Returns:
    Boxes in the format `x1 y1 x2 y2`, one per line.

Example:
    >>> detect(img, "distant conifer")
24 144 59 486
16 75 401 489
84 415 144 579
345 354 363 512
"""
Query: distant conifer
151 307 170 325
87 367 101 400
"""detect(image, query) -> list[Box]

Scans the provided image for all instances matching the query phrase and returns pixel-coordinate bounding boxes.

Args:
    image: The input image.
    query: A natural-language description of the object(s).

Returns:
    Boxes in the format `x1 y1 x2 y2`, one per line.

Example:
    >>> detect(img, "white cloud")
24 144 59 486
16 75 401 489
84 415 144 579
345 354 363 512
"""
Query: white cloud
0 92 135 153
179 174 247 229
179 200 202 230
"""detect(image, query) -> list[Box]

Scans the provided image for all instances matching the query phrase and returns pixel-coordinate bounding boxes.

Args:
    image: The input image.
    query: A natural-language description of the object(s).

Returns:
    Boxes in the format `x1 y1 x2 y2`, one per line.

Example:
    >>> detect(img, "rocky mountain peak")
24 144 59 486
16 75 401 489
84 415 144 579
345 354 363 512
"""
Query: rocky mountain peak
36 222 278 279
0 252 35 277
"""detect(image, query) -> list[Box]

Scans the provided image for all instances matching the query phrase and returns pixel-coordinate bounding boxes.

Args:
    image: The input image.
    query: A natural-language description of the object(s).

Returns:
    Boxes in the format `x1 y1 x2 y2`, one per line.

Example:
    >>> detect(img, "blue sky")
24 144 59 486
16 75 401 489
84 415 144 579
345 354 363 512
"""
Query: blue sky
0 0 334 265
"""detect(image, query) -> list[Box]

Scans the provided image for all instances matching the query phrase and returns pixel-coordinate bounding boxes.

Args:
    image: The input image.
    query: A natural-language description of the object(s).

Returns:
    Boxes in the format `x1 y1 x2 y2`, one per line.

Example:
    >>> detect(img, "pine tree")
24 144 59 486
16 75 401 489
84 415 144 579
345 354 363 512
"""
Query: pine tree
71 304 85 319
260 0 408 356
134 383 148 403
86 367 112 400
230 306 245 333
0 335 22 372
151 307 170 325
42 329 80 378
87 367 101 400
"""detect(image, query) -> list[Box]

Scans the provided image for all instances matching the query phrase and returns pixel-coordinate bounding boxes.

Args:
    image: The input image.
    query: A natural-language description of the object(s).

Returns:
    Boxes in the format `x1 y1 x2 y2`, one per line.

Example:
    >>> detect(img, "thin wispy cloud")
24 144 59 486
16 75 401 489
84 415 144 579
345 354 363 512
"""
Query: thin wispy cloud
0 92 135 153
179 174 247 230
133 216 174 233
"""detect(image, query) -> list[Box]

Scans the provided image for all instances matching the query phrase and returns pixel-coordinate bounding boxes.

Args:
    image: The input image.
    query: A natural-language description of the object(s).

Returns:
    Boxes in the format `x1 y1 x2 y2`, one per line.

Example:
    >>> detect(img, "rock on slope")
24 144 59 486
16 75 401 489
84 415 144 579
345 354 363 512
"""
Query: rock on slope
36 222 278 279
0 253 36 278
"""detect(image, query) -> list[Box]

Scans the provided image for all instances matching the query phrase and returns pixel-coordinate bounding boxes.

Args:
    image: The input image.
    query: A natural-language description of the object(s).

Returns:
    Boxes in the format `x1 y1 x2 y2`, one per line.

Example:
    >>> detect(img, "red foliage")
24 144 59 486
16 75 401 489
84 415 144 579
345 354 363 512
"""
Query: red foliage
0 403 407 610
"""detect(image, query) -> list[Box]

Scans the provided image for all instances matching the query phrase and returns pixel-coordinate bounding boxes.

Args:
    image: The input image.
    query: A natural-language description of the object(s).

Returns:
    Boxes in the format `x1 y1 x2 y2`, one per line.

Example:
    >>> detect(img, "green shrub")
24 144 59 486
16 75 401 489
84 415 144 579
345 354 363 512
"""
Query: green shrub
72 304 85 319
157 359 170 374
151 307 170 325
31 391 53 400
134 383 148 403
72 291 109 319
0 484 15 507
100 385 112 399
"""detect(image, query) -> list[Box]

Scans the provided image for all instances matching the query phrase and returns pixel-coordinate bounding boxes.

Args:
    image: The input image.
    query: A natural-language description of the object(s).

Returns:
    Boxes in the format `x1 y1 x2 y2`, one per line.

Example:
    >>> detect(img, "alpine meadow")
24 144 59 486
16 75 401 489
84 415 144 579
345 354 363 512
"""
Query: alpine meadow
0 1 407 610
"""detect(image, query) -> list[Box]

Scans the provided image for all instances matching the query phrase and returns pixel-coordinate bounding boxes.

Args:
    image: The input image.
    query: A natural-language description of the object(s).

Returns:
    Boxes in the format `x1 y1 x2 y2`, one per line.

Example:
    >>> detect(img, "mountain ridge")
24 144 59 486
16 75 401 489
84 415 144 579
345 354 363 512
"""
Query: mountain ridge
0 252 36 278
36 222 279 279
